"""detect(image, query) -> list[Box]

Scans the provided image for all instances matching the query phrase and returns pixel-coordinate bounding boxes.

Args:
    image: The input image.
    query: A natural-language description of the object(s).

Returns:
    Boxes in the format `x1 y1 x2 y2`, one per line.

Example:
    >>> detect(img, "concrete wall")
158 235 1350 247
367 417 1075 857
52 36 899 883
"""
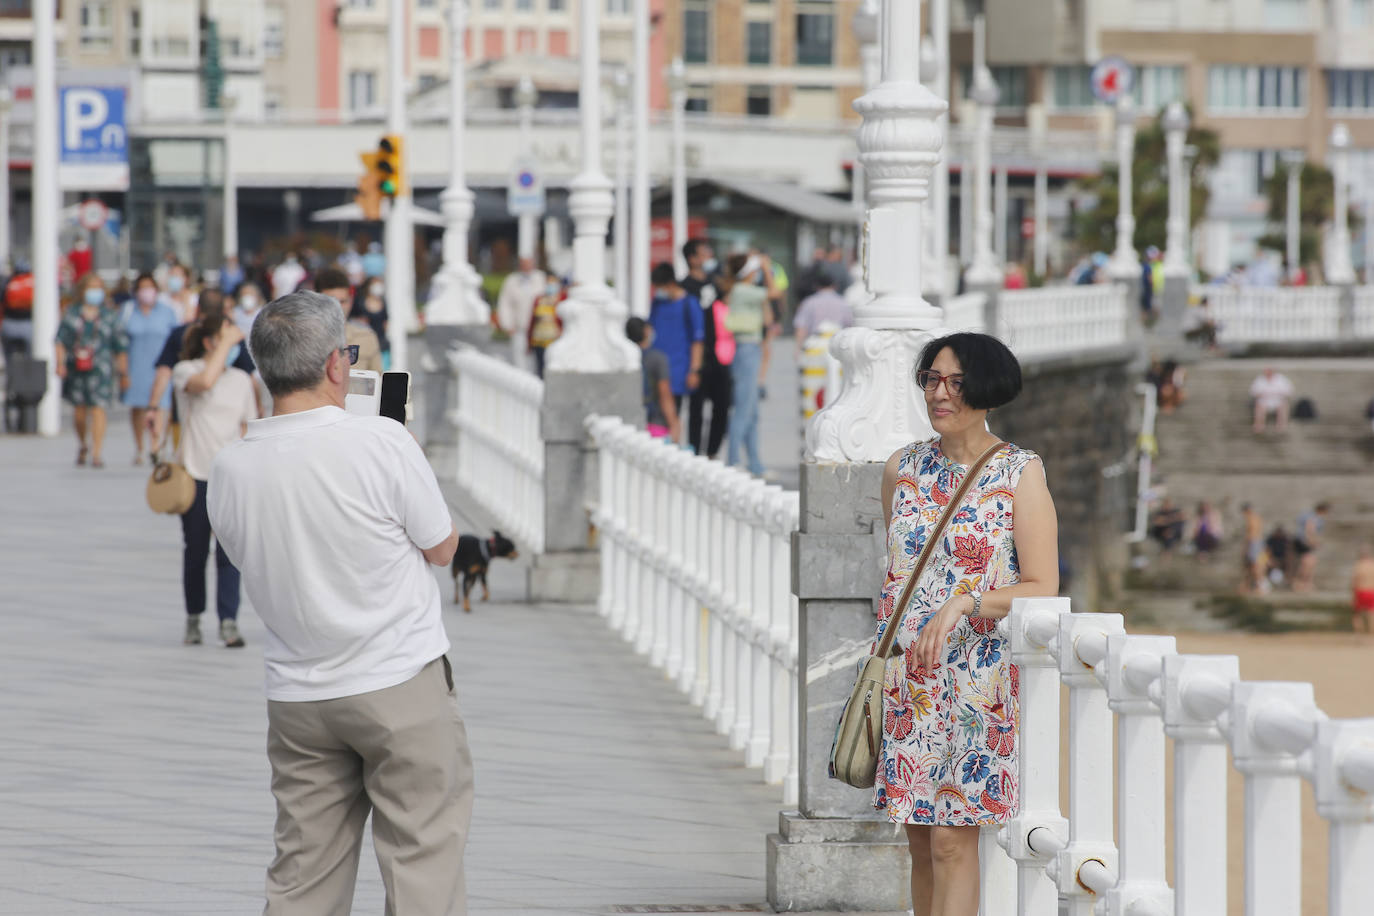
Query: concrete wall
991 345 1138 611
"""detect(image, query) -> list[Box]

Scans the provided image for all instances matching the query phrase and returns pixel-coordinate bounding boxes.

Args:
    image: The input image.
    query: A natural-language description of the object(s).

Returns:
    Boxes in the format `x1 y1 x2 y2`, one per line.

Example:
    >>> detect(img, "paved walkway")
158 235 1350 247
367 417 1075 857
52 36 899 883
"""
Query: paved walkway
0 414 811 915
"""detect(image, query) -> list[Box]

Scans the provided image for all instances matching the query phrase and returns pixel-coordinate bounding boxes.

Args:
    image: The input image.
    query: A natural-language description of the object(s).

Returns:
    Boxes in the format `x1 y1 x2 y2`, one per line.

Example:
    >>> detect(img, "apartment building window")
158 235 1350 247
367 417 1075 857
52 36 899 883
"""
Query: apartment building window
747 85 772 117
1264 0 1308 28
796 8 834 66
484 0 502 9
128 7 140 56
0 45 31 69
515 0 533 10
349 70 376 112
684 1 709 64
264 7 283 58
1353 0 1373 26
348 0 375 7
1131 65 1185 112
686 85 710 113
80 1 113 51
747 22 771 66
1328 69 1374 111
957 65 1027 108
1214 148 1293 198
1208 65 1305 112
146 1 197 61
606 0 629 12
1051 65 1094 109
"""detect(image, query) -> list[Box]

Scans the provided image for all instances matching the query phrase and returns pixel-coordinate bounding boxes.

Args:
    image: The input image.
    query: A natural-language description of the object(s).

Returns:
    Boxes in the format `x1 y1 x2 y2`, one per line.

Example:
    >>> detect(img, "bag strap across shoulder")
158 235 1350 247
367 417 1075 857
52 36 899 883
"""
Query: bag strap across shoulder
873 439 1006 659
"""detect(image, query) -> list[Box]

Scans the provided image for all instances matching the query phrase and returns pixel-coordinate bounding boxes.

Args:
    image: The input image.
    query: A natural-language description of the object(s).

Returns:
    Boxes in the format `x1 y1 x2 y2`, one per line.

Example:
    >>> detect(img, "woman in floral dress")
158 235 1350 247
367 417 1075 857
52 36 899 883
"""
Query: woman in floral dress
873 332 1059 915
55 273 129 468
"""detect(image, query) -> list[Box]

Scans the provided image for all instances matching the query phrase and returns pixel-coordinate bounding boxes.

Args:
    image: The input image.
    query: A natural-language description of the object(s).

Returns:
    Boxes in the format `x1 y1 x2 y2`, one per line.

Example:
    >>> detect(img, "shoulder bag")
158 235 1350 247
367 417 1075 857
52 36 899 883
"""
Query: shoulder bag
146 445 196 515
828 439 1006 789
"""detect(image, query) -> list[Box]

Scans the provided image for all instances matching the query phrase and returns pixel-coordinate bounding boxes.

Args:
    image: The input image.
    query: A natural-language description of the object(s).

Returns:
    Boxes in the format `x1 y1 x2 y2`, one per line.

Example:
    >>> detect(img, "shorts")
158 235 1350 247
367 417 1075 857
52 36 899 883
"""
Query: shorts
1355 589 1374 613
1246 539 1264 565
1293 540 1313 558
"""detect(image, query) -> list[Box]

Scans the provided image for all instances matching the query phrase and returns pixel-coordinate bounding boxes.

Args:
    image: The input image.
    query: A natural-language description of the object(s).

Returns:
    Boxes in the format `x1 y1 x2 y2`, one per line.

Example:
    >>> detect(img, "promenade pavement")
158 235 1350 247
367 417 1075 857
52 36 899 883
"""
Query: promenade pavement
0 410 884 916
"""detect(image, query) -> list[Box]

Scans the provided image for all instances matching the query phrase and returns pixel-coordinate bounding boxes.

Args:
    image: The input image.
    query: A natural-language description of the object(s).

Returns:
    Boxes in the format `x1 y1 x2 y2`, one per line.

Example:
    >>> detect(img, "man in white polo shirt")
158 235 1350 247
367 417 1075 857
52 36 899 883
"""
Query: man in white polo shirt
207 290 471 915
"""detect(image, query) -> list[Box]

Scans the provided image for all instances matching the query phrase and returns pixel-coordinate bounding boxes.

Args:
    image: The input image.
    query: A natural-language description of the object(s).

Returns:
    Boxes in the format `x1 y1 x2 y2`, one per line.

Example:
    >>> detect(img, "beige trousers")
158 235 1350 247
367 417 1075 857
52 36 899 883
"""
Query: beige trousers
264 657 474 916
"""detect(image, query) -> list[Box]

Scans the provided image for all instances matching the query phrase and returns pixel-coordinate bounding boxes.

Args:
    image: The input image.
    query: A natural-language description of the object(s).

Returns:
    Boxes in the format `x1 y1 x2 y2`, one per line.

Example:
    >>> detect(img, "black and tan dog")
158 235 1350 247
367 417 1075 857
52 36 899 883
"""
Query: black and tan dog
451 532 518 612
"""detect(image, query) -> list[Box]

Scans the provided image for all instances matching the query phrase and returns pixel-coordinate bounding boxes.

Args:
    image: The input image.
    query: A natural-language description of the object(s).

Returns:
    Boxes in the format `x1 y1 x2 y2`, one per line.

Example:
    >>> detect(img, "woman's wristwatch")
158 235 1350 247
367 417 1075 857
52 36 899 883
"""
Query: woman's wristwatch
968 590 983 618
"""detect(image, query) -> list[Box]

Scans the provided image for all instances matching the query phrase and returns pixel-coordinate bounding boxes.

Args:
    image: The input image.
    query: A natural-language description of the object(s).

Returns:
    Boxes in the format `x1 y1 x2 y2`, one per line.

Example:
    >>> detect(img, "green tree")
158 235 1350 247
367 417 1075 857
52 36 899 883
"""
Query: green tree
1073 107 1220 255
1255 163 1360 272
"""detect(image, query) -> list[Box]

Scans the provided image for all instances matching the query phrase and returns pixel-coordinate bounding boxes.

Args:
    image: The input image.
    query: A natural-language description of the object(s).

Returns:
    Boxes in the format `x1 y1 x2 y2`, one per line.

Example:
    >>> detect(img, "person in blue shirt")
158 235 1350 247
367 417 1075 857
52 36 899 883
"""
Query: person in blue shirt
647 262 704 422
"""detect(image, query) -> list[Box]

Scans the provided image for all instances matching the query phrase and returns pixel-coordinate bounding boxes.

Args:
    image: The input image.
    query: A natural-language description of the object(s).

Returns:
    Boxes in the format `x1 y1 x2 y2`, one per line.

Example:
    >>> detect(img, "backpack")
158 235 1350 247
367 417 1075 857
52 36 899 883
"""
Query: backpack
1293 397 1318 420
2 273 34 314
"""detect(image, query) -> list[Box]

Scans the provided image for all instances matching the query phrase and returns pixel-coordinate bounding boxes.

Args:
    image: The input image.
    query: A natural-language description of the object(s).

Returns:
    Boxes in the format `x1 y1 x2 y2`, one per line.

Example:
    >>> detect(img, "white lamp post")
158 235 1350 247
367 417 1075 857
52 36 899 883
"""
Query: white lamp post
806 0 945 461
1283 151 1303 282
515 75 538 261
384 0 417 369
1326 122 1356 285
1029 102 1048 278
222 91 238 265
1107 95 1139 280
612 67 630 298
542 0 639 373
929 0 950 293
629 0 650 317
1162 101 1190 278
0 85 12 274
425 0 490 327
919 34 943 297
668 57 688 279
852 0 879 225
32 0 60 436
964 18 1000 287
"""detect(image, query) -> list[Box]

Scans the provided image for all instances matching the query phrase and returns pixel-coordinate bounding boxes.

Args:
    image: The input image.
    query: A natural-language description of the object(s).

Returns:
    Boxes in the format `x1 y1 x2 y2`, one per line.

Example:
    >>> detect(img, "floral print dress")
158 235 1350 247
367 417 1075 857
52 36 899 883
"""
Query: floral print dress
872 438 1037 826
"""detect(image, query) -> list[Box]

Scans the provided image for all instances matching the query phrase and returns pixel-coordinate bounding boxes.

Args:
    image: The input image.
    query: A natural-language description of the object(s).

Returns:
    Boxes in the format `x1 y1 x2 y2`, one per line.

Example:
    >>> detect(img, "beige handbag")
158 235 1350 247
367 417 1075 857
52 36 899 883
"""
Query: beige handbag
146 446 196 515
828 440 1005 790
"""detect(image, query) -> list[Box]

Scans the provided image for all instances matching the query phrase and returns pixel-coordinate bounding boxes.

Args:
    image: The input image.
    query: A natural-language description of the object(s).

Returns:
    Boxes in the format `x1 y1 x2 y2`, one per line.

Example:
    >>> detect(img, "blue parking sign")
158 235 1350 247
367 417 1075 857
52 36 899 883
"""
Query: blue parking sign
59 87 130 191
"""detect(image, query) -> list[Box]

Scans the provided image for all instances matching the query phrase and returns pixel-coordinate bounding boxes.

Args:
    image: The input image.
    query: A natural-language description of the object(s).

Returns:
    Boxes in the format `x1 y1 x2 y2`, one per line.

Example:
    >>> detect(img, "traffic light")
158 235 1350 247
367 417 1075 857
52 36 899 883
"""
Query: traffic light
356 151 384 221
377 134 404 198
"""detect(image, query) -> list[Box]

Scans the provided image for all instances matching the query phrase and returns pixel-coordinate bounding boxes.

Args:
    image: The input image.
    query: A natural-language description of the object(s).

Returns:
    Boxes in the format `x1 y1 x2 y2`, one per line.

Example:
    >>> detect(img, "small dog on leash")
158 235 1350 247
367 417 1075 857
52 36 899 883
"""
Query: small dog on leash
451 532 519 612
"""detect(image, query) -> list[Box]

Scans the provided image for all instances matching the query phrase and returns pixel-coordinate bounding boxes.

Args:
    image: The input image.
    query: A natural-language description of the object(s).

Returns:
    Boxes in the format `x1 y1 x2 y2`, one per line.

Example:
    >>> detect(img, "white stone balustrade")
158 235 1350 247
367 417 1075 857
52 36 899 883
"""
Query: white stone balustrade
995 286 1131 359
587 414 801 804
939 291 988 332
1198 285 1346 344
449 347 545 553
986 598 1374 914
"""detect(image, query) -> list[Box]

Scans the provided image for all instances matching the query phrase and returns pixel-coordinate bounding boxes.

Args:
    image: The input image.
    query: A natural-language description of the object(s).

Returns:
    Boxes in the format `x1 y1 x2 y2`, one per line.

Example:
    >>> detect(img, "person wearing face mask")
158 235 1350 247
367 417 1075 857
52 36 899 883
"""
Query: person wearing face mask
870 332 1059 914
171 313 256 648
161 263 197 324
496 256 546 371
526 275 565 378
54 274 130 468
231 281 266 339
352 275 391 368
121 273 179 465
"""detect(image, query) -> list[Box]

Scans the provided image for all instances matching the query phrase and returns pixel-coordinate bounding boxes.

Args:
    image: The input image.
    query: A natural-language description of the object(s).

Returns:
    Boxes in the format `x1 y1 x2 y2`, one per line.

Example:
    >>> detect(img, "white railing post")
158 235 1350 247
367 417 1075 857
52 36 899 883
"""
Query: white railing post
648 446 672 668
746 484 780 768
590 416 616 620
608 424 633 633
663 448 690 683
703 470 726 723
1057 612 1124 914
1001 598 1071 916
1102 634 1175 916
1312 719 1374 916
729 476 758 752
685 461 711 704
765 488 798 790
1161 654 1239 916
1229 682 1321 916
624 436 647 647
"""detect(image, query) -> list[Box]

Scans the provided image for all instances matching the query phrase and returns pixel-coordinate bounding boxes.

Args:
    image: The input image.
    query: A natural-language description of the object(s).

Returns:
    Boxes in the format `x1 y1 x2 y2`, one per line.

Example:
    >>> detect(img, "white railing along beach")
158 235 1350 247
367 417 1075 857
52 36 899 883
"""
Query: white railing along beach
1198 285 1345 344
996 285 1131 359
587 415 802 804
972 597 1374 915
449 347 546 554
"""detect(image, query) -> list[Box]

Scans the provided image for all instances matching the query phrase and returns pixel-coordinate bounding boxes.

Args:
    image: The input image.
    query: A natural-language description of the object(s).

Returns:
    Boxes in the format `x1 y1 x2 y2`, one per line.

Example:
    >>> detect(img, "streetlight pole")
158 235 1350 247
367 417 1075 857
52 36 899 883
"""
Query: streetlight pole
669 57 688 279
1283 153 1302 283
1326 122 1356 285
1029 102 1048 278
32 0 60 437
425 0 489 328
542 0 639 374
965 15 1000 287
930 0 950 291
613 67 630 299
853 0 879 227
515 74 538 261
222 91 238 266
385 0 417 371
1107 95 1139 280
0 86 12 274
1162 101 1189 278
630 0 650 317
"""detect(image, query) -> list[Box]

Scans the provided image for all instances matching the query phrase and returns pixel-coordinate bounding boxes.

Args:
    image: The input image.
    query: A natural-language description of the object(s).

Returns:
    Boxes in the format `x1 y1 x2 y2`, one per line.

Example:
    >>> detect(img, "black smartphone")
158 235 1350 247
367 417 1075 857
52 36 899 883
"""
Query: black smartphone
379 371 410 424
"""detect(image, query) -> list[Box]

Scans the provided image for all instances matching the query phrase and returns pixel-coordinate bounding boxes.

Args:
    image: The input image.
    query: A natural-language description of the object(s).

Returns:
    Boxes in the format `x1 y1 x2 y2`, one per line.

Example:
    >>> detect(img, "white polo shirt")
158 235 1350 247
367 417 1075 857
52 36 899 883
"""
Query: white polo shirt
207 406 453 702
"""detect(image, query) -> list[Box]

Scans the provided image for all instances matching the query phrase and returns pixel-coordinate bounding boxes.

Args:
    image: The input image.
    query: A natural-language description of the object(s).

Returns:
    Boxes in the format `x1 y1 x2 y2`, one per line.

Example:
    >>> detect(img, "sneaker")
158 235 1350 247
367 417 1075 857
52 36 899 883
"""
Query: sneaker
220 619 246 649
184 616 203 645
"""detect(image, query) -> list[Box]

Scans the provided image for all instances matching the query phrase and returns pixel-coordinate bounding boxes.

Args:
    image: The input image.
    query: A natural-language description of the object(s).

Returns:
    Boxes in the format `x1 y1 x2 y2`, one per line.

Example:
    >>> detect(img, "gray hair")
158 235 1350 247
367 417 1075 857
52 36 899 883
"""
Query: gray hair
249 290 346 398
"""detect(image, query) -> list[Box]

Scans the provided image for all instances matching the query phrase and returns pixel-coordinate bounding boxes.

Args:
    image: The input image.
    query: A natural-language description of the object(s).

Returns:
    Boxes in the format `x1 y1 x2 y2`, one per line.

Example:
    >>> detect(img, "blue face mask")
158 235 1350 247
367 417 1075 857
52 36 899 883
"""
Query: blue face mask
167 275 186 293
225 344 242 367
83 288 105 307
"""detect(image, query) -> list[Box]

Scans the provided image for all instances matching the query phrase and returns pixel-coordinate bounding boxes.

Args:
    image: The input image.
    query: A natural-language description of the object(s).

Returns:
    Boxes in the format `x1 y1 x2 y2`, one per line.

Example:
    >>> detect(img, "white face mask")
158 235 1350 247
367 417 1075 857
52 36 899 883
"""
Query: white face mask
369 282 383 297
239 294 260 311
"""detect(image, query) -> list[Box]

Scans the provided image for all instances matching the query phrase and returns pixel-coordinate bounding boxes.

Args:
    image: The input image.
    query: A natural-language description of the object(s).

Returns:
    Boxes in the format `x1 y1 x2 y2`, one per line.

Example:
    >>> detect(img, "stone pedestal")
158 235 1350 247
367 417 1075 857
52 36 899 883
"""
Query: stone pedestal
530 369 640 604
423 323 490 448
1338 282 1356 338
767 461 911 911
1159 274 1189 343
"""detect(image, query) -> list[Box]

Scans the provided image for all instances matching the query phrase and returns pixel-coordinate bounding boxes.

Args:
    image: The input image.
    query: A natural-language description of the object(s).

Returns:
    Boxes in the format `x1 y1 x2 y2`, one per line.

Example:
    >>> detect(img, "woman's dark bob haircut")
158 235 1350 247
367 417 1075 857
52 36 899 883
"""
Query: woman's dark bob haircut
916 332 1022 410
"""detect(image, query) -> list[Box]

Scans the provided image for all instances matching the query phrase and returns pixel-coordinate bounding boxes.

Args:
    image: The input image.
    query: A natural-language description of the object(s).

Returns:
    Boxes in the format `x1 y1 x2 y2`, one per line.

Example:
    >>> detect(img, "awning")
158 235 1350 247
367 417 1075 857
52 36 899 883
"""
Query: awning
707 177 859 226
309 202 447 227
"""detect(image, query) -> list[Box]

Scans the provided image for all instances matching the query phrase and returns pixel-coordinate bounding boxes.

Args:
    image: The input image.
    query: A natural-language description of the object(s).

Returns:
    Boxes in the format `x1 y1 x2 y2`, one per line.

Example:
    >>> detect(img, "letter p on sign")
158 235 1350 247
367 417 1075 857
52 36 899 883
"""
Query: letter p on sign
64 89 109 151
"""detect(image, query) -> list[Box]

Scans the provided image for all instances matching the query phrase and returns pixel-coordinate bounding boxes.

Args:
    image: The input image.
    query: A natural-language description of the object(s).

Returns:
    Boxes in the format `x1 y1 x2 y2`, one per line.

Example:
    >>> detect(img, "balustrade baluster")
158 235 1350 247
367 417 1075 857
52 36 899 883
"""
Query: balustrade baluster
728 477 757 752
623 440 644 645
648 446 671 665
663 450 687 681
746 485 780 769
715 473 743 737
764 488 794 787
703 466 726 723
